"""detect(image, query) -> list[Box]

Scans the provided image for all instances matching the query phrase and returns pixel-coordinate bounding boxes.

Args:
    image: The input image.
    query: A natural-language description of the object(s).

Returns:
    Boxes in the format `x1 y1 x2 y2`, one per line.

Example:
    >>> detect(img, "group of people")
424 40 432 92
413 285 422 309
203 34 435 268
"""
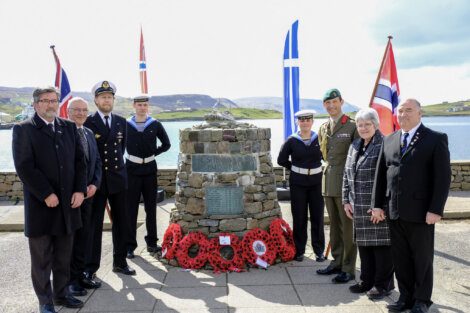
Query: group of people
12 82 170 313
278 88 451 313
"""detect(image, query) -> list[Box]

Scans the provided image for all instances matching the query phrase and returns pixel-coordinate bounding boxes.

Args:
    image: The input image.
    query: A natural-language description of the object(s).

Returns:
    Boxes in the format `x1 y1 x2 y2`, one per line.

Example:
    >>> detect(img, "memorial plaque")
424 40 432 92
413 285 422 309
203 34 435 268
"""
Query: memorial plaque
205 186 244 215
192 155 257 172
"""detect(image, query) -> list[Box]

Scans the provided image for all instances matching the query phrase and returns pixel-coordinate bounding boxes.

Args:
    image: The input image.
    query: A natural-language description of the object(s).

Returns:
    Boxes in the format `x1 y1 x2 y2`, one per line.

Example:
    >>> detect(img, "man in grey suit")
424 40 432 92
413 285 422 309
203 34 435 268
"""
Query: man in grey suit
12 87 87 313
67 97 102 295
372 99 451 313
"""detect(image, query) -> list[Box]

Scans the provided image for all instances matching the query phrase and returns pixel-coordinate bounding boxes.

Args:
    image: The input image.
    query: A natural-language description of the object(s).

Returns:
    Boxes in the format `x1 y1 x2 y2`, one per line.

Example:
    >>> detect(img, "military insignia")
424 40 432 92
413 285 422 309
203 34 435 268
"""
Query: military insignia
95 133 101 139
102 81 110 88
337 133 351 138
341 115 349 124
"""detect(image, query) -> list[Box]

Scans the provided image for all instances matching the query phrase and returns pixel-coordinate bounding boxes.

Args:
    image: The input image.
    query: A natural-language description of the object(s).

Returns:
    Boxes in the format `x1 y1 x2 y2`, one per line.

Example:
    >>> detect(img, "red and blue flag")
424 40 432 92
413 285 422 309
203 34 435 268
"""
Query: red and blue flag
50 46 72 118
370 37 400 135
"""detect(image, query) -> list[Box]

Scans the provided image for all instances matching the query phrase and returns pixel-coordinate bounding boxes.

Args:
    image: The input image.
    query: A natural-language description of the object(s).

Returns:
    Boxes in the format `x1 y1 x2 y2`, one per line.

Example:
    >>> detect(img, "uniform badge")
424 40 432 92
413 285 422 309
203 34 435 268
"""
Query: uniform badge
95 133 101 139
102 81 110 88
117 131 123 143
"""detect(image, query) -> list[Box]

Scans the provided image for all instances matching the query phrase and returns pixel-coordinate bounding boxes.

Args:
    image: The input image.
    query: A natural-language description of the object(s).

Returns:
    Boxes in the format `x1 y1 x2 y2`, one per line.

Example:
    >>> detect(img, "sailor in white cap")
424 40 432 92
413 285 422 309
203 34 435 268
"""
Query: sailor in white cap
277 109 326 263
83 81 137 278
125 94 171 258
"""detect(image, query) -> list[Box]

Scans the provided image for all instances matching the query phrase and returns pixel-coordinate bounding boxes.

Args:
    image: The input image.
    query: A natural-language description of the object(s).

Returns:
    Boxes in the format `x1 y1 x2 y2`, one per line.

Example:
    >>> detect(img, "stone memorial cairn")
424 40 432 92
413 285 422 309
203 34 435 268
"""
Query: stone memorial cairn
159 110 295 271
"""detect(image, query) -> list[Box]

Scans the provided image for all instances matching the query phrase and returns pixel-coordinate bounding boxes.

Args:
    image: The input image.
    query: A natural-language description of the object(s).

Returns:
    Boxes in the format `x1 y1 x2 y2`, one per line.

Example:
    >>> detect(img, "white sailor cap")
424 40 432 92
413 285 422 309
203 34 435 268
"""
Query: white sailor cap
133 94 150 102
294 109 316 119
92 80 116 96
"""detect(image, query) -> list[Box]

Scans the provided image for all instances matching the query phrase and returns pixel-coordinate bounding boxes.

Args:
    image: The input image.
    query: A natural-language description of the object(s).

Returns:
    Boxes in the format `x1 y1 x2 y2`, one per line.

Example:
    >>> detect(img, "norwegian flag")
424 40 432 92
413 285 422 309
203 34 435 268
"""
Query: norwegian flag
139 27 148 94
50 45 72 118
370 37 400 135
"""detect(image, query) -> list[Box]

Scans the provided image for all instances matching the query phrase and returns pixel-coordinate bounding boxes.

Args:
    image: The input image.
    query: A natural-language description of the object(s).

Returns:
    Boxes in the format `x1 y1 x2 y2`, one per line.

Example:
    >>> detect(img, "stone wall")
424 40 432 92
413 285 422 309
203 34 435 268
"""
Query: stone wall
1 160 470 200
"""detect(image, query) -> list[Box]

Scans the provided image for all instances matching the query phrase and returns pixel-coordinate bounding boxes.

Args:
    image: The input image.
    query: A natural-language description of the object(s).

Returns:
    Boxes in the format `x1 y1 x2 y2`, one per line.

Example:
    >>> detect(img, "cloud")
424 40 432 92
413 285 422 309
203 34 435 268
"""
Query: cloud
370 0 470 68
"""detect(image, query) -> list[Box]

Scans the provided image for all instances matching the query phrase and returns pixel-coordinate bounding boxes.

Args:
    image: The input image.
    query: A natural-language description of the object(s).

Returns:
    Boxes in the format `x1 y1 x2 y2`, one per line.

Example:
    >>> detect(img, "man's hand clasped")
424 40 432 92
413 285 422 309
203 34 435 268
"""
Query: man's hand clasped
344 203 354 219
71 192 85 208
368 208 385 224
44 193 59 207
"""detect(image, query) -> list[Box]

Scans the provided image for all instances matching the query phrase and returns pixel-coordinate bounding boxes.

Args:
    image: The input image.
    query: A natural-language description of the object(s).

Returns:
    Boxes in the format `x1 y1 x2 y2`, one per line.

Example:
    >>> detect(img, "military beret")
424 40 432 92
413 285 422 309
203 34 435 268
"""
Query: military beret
294 109 316 119
92 80 116 96
133 94 150 102
323 88 341 102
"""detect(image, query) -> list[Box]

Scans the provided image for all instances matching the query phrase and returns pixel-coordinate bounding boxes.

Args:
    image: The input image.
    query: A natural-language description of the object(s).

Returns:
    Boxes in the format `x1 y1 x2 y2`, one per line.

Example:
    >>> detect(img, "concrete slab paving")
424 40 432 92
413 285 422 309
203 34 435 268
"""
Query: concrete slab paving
295 283 375 307
227 266 290 286
229 307 306 313
100 267 166 290
286 266 342 285
163 268 227 287
227 284 301 308
153 286 228 310
78 289 158 312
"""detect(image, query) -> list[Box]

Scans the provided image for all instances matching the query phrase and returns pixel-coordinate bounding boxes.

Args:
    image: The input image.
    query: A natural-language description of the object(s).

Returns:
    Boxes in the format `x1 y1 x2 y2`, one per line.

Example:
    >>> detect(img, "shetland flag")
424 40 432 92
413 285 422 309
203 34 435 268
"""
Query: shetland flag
283 20 300 140
51 46 72 118
139 27 148 94
370 37 400 135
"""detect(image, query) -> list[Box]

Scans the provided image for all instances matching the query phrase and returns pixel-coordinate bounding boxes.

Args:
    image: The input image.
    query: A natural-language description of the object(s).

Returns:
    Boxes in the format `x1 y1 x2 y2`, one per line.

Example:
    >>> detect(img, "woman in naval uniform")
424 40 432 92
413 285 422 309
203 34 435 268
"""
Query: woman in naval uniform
277 110 325 262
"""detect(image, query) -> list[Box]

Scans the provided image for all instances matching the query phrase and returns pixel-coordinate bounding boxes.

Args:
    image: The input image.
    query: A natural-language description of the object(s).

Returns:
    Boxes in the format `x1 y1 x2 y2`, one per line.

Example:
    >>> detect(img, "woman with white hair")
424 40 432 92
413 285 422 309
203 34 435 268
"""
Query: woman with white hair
342 108 394 299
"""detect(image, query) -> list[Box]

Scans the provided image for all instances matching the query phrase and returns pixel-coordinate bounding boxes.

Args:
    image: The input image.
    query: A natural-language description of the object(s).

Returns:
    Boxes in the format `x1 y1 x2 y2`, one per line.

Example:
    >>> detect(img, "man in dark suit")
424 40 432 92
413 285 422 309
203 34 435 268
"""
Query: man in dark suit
67 97 102 294
372 99 451 313
84 81 136 276
12 87 87 313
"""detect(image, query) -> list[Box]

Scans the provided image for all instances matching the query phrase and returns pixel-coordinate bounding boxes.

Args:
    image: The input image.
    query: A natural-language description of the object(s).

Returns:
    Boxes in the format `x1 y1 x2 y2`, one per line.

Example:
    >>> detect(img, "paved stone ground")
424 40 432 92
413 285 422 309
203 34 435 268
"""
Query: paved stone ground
0 198 469 313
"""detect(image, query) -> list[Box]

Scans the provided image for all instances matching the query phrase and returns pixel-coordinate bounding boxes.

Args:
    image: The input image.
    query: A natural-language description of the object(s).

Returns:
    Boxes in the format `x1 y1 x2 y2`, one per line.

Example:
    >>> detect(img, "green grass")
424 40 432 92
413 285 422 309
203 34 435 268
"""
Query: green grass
421 101 470 116
150 108 282 121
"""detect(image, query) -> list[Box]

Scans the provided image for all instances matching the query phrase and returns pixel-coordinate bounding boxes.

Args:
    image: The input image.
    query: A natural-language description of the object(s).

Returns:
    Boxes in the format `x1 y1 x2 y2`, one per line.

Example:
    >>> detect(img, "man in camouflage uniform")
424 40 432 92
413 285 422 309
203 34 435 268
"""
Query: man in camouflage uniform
317 88 358 283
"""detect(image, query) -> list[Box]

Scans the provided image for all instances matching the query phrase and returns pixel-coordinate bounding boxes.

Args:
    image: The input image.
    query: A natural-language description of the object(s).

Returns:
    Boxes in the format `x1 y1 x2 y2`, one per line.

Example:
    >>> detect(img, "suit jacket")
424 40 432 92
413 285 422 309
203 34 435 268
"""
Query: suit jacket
372 124 451 223
343 131 390 246
318 114 358 197
83 126 102 188
84 112 127 194
12 113 87 237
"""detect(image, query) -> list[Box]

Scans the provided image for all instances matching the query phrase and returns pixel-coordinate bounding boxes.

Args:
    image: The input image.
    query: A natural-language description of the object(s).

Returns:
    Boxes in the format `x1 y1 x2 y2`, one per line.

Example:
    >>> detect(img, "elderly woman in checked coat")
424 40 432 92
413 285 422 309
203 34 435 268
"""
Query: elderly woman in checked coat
342 108 394 300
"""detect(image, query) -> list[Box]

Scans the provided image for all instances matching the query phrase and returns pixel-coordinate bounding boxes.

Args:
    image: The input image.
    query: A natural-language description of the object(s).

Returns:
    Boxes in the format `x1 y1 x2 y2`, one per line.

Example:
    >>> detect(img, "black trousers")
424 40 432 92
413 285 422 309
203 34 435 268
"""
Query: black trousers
85 189 129 274
70 198 92 283
29 234 73 305
389 219 435 306
289 183 325 256
127 173 158 252
358 245 394 291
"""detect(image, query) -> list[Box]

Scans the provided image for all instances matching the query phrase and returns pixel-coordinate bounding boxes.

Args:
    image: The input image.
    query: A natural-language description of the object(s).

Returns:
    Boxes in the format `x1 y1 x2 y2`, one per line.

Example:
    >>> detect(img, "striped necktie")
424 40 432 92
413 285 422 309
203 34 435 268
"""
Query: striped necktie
78 128 89 159
401 132 409 155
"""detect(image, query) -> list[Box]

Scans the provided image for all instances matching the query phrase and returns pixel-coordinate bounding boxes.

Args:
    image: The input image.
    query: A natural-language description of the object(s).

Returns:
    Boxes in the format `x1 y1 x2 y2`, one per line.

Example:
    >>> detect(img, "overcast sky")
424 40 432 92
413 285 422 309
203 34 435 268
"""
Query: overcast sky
1 0 469 107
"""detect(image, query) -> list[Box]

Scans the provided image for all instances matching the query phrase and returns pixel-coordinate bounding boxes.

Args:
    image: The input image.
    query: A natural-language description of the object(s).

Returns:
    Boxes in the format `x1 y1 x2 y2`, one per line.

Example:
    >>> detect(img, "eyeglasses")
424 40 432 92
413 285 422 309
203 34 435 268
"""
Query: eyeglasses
70 108 89 113
298 117 312 122
38 99 59 104
357 122 375 129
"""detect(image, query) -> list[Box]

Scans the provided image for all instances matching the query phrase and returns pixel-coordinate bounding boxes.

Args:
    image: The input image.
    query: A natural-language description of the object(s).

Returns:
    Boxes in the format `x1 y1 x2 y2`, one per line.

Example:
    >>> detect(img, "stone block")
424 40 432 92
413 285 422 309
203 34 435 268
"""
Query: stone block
216 141 229 153
462 182 470 190
193 142 204 153
230 142 241 153
211 129 223 141
195 188 205 198
260 140 270 152
188 174 203 188
254 175 275 185
205 142 217 153
246 218 258 229
262 185 276 192
247 129 258 140
182 214 197 222
180 129 190 141
0 183 10 193
244 184 262 193
253 193 266 201
244 193 254 202
257 128 266 140
199 130 212 142
254 207 281 219
219 218 246 231
252 141 260 153
177 172 188 180
244 202 262 214
157 180 171 186
235 129 246 141
237 175 252 186
262 200 275 211
198 219 219 227
454 174 463 183
259 163 272 174
265 128 271 139
241 141 252 153
188 130 199 141
266 191 277 200
218 173 238 182
258 216 277 230
259 154 270 163
186 197 205 214
5 175 16 182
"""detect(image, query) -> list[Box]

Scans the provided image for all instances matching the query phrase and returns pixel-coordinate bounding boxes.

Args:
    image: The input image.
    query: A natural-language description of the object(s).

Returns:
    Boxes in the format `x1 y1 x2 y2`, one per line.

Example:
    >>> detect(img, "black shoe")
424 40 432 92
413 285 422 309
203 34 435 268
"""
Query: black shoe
316 264 341 275
127 250 135 259
387 300 413 312
366 286 392 300
332 272 355 283
68 283 87 296
294 254 304 262
53 295 84 308
80 272 102 289
315 254 326 262
113 265 136 275
147 245 162 253
349 282 371 293
39 304 56 313
410 301 430 313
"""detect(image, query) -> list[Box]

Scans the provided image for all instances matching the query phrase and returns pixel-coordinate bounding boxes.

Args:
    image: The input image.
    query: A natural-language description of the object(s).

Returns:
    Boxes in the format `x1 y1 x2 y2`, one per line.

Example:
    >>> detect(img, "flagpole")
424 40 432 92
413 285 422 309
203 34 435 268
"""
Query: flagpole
369 36 393 107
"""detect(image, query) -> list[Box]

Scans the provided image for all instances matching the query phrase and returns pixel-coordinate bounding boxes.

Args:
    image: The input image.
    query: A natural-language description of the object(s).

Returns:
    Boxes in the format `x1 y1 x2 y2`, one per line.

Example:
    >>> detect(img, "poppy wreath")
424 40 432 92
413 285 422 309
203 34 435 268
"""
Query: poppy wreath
269 218 296 262
175 232 210 269
207 234 245 272
161 223 182 260
241 228 277 267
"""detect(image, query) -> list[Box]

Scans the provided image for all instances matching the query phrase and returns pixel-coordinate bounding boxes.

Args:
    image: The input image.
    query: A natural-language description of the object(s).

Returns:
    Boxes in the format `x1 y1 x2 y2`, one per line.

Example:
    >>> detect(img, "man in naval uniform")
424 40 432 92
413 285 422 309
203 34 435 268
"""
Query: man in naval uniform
125 94 171 259
84 81 136 277
316 88 358 283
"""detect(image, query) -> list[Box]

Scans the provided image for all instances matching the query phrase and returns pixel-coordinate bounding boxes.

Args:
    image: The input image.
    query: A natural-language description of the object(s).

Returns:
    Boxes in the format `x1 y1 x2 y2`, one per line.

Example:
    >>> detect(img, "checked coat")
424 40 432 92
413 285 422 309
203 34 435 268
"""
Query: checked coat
342 130 391 246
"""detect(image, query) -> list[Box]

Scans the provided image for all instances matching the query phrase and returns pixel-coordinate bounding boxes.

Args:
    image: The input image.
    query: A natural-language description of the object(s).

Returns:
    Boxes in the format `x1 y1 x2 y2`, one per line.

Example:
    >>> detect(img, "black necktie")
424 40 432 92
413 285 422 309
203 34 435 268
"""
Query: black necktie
104 116 110 129
401 132 409 155
78 128 89 159
48 123 55 133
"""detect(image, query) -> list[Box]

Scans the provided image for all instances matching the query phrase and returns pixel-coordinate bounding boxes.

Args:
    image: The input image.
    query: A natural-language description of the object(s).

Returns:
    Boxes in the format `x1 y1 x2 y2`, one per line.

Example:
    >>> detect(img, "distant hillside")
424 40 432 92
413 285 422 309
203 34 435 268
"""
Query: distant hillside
422 100 470 116
234 97 360 114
